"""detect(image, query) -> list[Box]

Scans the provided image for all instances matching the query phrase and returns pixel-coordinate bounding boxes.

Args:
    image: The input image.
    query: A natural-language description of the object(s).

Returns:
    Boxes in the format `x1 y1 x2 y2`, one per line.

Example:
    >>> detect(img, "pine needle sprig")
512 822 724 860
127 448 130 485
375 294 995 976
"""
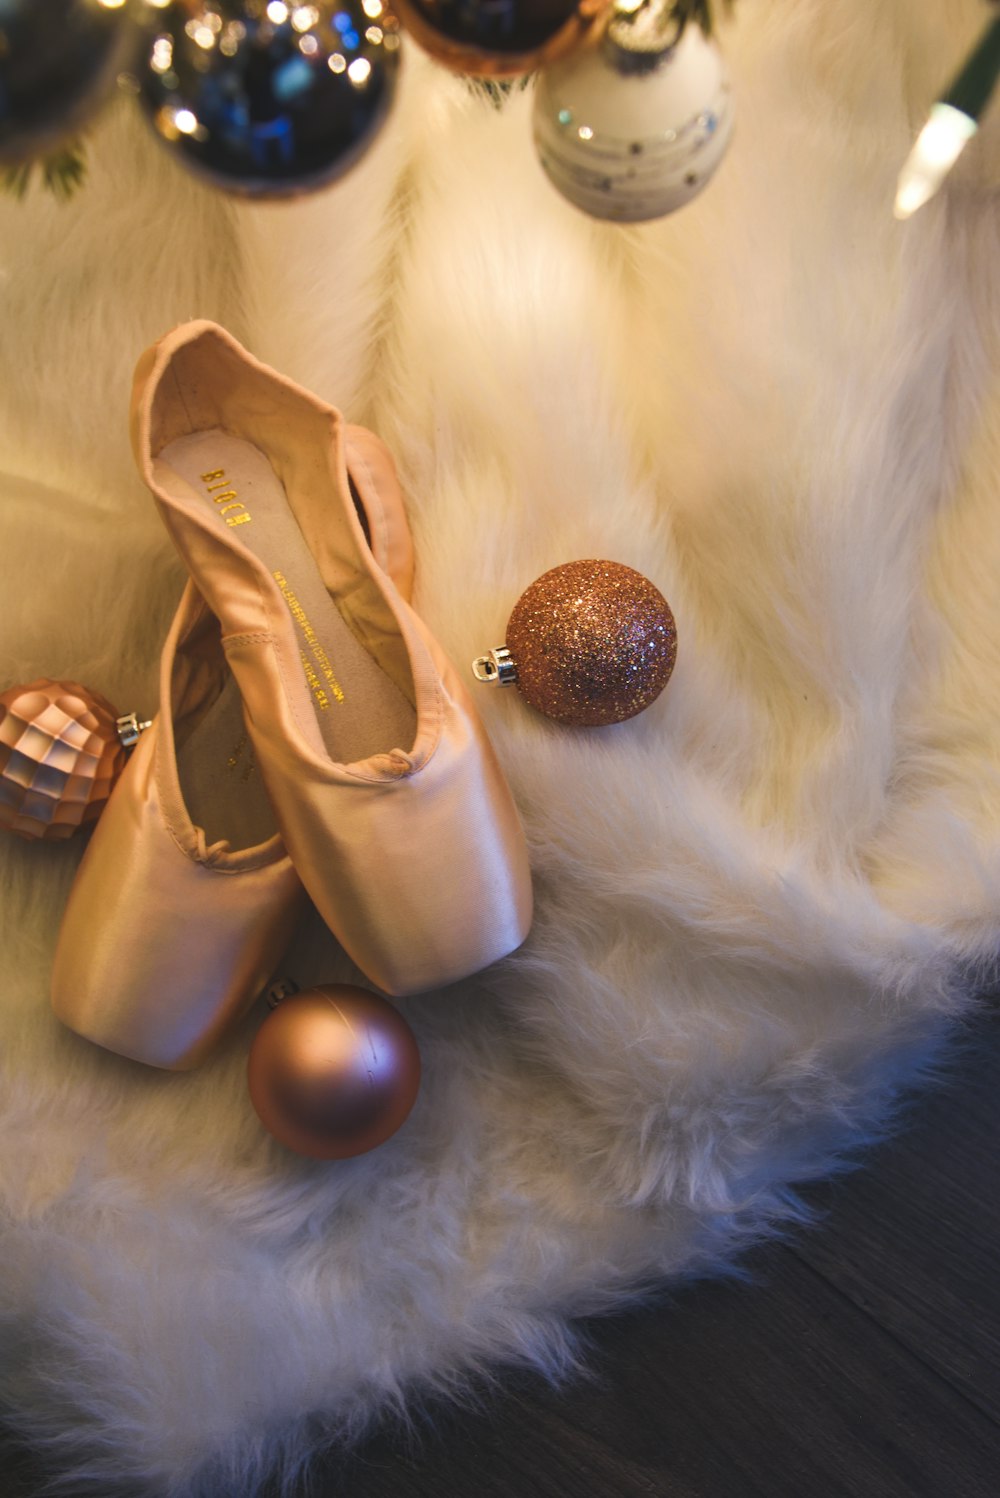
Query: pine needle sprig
2 140 88 201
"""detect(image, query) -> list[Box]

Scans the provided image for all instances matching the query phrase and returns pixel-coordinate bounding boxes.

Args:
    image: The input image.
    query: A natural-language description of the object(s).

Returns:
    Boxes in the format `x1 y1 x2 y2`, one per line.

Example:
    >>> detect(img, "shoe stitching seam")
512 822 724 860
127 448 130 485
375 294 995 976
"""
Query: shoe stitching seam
151 715 195 861
155 754 200 863
223 630 272 647
413 650 444 775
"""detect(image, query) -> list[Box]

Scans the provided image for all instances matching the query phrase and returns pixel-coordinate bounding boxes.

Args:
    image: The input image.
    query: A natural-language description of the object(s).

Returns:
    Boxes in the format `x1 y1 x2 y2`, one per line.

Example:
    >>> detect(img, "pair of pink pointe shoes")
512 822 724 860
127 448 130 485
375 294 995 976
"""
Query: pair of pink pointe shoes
50 322 532 1070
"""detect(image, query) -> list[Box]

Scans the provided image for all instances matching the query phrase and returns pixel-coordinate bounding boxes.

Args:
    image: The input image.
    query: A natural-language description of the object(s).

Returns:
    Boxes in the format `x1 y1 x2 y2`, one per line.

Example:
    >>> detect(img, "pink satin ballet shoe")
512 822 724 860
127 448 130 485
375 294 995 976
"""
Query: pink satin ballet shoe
130 320 533 996
50 430 416 1070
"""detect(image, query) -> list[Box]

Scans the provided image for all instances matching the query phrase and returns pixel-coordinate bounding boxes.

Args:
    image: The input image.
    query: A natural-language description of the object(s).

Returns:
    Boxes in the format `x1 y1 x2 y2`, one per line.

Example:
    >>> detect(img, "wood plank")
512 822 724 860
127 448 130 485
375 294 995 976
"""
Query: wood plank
318 1236 1000 1498
792 1010 1000 1415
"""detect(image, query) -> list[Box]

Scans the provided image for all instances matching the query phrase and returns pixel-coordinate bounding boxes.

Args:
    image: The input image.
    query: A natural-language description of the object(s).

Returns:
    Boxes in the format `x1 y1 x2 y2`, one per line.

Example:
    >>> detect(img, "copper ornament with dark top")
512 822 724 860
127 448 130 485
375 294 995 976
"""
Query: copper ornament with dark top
391 0 607 79
473 559 677 726
0 679 149 840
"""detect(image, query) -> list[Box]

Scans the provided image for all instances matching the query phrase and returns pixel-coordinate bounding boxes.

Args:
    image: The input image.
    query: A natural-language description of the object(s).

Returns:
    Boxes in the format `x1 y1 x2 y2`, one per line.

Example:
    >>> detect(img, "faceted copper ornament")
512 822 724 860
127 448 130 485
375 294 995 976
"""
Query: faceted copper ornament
391 0 608 79
0 679 128 840
472 559 677 726
247 984 422 1160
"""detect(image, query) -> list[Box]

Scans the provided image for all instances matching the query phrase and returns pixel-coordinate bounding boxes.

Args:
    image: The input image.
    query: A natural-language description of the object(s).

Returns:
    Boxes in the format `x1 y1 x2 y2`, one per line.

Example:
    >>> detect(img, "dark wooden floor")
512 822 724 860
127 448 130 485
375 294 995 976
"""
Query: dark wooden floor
5 1009 998 1497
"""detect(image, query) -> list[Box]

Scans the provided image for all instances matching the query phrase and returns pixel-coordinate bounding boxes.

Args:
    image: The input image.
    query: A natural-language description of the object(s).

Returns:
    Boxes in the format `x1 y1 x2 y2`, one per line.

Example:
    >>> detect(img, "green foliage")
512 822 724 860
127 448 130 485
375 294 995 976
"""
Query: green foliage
2 140 87 201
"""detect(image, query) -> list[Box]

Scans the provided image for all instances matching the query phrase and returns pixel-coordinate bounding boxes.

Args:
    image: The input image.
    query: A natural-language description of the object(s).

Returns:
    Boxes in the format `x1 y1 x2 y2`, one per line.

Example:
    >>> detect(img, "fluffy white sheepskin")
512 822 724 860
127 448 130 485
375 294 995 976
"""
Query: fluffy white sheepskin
2 2 999 1491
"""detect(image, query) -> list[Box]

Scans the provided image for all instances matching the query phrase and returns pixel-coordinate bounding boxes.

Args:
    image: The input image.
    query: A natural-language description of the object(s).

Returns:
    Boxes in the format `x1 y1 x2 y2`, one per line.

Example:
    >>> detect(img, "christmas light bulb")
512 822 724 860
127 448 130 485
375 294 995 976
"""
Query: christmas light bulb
894 103 977 220
894 15 1000 220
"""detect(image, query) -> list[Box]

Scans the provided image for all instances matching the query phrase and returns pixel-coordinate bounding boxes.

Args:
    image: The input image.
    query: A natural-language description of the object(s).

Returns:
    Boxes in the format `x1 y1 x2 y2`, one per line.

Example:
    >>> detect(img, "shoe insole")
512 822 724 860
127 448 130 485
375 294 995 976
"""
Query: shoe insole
177 672 278 850
160 429 417 766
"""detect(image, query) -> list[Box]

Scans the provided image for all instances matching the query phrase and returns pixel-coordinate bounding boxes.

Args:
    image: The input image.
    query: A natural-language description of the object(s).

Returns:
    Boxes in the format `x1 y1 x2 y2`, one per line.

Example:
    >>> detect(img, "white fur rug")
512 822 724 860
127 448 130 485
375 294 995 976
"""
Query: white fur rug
3 3 1000 1492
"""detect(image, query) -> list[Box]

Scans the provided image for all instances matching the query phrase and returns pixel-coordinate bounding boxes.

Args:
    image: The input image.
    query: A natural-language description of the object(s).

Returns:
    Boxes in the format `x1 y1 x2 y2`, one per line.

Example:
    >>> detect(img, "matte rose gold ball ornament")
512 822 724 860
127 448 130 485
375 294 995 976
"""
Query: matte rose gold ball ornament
248 983 422 1159
0 679 150 841
472 559 677 726
391 0 608 79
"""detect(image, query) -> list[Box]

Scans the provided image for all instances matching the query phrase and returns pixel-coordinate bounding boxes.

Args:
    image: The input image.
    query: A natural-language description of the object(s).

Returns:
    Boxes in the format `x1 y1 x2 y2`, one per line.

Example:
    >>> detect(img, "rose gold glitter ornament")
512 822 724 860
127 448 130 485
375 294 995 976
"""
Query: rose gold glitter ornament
247 983 421 1160
0 679 147 841
391 0 607 80
472 559 676 726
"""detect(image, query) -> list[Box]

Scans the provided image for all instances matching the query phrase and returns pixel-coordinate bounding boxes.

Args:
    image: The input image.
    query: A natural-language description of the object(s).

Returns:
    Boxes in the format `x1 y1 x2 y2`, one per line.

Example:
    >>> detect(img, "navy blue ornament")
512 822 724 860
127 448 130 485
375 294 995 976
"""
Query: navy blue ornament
136 1 401 198
0 0 137 164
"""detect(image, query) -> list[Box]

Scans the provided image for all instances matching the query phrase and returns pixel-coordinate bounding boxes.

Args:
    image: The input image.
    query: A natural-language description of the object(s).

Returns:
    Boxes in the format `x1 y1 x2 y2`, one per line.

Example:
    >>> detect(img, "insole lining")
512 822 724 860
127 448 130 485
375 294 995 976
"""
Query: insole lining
161 429 417 766
177 675 277 849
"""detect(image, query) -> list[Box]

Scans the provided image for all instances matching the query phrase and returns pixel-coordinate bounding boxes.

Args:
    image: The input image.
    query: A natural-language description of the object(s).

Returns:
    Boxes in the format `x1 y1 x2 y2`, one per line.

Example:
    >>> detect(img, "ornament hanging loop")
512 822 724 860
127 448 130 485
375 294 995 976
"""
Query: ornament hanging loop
471 648 518 687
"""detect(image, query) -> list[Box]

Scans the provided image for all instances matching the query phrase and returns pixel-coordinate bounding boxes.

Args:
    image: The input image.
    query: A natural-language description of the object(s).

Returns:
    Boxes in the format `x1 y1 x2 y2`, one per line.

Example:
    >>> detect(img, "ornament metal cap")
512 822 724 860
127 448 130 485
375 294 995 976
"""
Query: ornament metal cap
471 647 518 687
262 975 301 1010
115 711 152 749
602 0 685 77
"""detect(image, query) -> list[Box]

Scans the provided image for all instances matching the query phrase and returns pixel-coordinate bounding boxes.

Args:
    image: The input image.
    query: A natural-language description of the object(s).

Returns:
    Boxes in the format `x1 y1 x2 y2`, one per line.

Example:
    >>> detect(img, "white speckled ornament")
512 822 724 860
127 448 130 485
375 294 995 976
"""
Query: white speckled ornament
532 2 734 222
